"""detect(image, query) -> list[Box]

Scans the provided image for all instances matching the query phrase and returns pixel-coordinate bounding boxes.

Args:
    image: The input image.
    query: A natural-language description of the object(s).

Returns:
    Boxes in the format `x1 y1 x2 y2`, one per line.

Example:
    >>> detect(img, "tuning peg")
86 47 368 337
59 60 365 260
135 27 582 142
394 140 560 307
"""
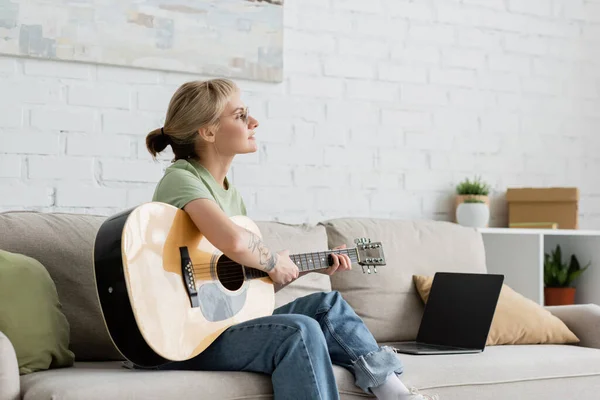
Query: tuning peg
367 266 371 274
361 265 366 273
373 266 378 273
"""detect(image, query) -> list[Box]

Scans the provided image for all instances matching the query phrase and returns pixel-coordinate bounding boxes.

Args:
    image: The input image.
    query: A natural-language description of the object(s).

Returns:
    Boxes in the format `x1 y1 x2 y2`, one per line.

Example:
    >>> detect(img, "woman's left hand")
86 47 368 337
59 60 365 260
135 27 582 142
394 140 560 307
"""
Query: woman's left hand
321 244 352 276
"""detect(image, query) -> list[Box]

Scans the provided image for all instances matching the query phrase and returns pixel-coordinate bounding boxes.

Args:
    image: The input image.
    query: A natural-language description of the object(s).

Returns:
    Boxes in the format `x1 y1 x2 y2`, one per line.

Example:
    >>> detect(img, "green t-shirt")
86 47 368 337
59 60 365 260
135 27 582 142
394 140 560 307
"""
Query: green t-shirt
152 159 247 217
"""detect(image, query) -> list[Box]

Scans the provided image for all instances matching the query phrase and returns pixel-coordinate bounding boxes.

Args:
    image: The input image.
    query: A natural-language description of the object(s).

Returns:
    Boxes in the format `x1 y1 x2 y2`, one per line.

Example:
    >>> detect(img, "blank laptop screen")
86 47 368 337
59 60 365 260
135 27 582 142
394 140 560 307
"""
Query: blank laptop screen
417 272 503 350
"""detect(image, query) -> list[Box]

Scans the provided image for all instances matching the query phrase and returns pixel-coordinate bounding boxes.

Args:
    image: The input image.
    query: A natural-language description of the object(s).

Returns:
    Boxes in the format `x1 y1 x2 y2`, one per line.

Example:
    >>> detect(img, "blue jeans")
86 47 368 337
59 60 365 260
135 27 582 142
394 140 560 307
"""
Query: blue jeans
157 291 404 399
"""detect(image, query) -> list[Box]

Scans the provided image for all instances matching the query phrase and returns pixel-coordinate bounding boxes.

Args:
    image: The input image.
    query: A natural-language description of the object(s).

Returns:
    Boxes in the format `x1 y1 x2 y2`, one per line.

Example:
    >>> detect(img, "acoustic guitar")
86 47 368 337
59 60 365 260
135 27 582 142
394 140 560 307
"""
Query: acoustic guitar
93 202 386 368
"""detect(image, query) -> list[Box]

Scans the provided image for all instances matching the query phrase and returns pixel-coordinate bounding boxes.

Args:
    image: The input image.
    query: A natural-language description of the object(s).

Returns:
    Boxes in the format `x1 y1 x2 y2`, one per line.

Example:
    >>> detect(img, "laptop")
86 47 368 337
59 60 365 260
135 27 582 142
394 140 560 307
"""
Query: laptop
393 272 504 355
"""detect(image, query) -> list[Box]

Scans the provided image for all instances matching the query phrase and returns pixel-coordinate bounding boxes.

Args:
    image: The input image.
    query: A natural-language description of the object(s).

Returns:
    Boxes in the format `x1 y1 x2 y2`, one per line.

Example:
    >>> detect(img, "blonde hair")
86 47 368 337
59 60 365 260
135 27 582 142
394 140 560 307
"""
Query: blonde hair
146 78 239 161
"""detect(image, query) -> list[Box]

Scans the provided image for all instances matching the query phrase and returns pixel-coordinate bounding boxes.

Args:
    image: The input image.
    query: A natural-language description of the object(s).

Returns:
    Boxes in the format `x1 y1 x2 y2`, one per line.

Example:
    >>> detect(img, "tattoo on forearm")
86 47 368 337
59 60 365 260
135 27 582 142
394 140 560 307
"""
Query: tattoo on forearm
247 232 261 253
247 233 277 271
266 253 278 272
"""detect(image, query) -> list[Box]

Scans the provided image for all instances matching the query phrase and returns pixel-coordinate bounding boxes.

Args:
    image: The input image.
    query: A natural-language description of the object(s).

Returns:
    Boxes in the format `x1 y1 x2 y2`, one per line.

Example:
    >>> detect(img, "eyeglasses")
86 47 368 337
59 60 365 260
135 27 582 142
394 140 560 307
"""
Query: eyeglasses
222 107 249 124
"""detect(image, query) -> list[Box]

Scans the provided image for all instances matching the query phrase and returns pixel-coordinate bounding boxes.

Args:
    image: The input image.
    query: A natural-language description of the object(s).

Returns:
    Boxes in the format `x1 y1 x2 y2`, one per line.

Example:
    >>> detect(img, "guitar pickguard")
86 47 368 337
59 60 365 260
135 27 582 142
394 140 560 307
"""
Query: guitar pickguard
197 282 247 322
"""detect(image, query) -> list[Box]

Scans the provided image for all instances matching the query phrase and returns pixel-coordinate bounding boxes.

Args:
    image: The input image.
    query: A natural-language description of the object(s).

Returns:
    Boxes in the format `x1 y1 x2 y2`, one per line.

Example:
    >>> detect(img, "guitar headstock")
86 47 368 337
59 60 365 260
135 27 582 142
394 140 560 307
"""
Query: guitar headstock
354 237 386 274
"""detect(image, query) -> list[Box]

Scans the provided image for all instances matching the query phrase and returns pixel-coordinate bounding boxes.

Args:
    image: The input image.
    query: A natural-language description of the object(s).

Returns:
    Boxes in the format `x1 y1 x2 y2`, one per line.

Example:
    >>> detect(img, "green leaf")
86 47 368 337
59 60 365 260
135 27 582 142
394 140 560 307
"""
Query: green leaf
544 244 591 287
566 260 590 286
569 254 581 272
456 176 491 195
543 261 551 286
557 267 568 286
567 268 585 285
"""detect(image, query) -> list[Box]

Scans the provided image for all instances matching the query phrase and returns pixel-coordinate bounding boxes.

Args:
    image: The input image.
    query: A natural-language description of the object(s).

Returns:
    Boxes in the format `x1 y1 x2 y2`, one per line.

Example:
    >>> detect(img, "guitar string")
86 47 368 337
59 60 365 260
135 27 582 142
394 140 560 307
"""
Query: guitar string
187 254 360 272
183 251 359 271
191 267 364 286
166 247 371 281
188 261 364 285
189 256 360 276
185 257 358 277
188 267 358 283
187 255 360 268
189 264 360 286
190 263 361 281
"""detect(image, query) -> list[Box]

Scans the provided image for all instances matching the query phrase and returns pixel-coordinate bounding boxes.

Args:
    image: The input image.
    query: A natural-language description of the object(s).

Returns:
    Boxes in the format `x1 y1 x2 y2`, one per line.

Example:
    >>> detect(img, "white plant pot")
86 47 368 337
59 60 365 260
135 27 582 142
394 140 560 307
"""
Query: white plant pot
456 203 490 228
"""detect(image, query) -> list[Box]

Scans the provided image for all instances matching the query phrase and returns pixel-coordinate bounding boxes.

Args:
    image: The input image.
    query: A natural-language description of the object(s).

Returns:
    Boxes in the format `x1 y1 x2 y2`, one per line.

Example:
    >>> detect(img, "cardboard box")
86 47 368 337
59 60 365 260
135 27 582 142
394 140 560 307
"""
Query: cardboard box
506 187 579 229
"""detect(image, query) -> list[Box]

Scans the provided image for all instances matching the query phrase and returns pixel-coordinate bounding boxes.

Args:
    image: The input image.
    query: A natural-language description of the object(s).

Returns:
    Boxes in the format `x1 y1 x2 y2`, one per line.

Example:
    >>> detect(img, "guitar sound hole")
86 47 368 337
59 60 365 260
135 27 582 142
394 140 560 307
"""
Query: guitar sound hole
216 255 245 291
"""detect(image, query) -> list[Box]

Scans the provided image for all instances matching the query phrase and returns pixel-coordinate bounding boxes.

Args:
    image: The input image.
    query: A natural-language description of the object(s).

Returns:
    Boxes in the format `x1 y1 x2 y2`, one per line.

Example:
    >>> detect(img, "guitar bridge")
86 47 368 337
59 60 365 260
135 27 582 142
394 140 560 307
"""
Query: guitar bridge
180 247 199 308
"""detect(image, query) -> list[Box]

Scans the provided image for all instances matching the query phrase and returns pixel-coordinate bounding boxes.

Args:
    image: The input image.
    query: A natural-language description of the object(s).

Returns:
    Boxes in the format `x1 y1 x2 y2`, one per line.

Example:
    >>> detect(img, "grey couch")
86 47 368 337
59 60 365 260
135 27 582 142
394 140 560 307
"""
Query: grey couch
1 210 600 400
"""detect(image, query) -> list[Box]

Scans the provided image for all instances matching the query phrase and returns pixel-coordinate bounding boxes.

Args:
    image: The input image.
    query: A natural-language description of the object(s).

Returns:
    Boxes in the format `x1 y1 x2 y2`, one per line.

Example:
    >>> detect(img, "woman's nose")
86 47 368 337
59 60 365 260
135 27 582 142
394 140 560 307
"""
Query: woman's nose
248 115 259 129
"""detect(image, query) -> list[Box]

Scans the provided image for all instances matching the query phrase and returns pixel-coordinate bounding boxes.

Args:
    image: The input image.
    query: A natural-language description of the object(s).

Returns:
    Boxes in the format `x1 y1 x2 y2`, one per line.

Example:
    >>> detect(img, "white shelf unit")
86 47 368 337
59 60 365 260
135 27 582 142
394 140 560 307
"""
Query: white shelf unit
477 228 600 306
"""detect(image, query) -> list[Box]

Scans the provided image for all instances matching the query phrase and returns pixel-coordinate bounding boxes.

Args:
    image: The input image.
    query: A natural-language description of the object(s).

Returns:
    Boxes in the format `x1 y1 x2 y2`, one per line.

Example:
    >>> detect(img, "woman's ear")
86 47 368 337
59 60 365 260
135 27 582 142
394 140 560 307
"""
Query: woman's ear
198 127 216 143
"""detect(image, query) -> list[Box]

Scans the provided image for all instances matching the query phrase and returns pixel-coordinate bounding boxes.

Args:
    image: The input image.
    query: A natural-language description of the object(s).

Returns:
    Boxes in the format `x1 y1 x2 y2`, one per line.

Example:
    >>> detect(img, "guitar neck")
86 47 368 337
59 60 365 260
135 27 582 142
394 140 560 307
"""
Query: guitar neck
245 248 359 280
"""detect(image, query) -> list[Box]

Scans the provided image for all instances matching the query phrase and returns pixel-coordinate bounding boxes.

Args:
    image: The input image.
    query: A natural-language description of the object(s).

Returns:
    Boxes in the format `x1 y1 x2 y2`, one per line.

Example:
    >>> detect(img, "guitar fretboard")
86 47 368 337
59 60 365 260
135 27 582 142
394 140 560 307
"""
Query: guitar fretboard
244 248 359 280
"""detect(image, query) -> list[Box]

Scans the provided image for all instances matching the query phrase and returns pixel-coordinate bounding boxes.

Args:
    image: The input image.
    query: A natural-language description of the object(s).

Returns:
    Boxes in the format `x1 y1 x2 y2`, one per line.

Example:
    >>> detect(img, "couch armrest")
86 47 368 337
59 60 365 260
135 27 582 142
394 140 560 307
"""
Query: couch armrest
545 304 600 349
0 331 20 400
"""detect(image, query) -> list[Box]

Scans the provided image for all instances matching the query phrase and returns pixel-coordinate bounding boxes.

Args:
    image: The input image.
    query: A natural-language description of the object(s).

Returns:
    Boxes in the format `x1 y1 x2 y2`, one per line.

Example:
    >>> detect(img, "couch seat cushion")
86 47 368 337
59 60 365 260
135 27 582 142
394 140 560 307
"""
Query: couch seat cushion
19 361 366 400
396 343 600 398
320 218 487 342
22 346 600 400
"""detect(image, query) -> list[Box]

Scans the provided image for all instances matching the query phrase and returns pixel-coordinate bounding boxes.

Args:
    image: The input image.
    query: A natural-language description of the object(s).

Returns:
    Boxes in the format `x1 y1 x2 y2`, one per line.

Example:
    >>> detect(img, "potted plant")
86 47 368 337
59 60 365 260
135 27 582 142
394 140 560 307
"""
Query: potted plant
544 244 590 306
455 176 491 227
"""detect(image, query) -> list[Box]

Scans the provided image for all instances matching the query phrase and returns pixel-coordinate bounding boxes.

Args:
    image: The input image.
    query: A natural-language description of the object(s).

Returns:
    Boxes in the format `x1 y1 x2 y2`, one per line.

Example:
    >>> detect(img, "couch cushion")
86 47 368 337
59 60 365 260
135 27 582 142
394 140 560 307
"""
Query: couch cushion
320 218 487 342
0 211 119 361
426 376 600 400
19 361 365 400
396 344 600 399
21 345 600 400
255 221 332 309
0 250 75 374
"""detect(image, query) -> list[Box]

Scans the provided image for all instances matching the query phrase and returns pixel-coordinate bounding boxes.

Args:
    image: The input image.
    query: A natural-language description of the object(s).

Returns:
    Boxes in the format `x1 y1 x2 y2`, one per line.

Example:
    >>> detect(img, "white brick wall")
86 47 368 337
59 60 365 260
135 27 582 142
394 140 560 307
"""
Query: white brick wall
1 0 600 228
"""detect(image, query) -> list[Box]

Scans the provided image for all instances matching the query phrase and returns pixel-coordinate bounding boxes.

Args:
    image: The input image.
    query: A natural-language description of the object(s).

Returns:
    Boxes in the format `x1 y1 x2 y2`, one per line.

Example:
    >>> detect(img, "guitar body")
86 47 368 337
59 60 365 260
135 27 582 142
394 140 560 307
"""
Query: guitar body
93 202 274 368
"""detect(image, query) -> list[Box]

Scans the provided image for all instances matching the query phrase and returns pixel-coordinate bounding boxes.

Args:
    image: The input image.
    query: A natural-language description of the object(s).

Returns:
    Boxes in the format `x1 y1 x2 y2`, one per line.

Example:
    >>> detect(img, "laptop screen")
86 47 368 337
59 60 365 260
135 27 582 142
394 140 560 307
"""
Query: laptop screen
417 272 504 350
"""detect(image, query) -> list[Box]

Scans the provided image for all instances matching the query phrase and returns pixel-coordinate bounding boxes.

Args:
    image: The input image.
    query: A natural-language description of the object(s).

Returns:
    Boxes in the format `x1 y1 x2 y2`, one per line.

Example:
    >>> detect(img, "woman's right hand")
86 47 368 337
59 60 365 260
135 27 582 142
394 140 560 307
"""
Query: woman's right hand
268 250 300 285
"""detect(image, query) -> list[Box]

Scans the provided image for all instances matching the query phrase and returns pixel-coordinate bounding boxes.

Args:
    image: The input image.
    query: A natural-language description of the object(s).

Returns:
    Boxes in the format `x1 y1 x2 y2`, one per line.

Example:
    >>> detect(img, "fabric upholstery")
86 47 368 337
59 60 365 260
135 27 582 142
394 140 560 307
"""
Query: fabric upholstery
419 376 600 400
256 221 332 309
413 275 579 346
0 211 120 361
546 304 600 349
0 250 75 374
19 361 365 400
0 331 19 400
320 218 487 342
20 345 600 400
396 344 600 399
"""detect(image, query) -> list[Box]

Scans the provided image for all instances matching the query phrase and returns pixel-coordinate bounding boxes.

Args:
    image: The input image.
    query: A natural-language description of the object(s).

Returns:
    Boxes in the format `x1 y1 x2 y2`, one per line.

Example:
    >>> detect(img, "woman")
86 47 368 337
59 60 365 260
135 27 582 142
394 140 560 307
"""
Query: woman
145 79 437 400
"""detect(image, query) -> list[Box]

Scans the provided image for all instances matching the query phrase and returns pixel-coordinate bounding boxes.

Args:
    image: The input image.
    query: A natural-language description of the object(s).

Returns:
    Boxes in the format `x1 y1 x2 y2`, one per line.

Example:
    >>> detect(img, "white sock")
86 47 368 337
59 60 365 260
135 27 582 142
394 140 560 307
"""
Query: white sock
371 373 411 400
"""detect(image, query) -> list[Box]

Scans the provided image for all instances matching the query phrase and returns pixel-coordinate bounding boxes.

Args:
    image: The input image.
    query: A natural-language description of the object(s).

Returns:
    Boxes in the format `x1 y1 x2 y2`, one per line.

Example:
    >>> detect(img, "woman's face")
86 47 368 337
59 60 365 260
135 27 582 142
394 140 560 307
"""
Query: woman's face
213 91 259 156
